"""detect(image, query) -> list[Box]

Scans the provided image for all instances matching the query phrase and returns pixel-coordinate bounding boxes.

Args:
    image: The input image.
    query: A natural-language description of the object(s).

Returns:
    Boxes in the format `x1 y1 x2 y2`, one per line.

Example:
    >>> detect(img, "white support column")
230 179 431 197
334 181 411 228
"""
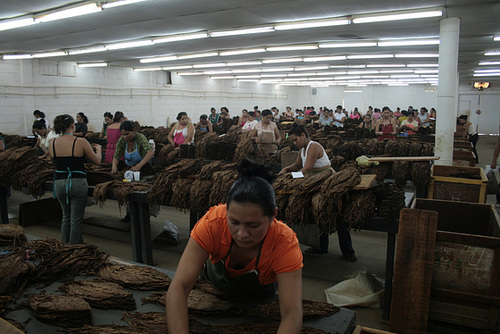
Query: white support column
435 17 460 166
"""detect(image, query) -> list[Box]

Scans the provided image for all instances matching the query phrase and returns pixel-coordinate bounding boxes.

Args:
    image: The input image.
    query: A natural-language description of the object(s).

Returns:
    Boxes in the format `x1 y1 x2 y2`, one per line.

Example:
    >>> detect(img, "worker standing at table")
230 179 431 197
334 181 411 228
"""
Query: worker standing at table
280 123 357 261
166 159 303 333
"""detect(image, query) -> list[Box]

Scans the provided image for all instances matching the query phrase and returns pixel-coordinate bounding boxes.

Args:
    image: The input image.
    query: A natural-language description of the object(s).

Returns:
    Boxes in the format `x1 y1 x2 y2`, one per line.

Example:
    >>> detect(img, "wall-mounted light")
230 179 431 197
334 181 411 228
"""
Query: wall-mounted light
473 82 490 90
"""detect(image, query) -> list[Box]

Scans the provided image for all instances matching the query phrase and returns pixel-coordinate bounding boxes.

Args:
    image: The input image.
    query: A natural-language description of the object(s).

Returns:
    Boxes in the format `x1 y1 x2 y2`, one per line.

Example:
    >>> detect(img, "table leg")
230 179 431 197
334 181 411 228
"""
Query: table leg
189 209 198 231
129 200 143 263
138 203 154 265
382 231 397 320
0 188 8 224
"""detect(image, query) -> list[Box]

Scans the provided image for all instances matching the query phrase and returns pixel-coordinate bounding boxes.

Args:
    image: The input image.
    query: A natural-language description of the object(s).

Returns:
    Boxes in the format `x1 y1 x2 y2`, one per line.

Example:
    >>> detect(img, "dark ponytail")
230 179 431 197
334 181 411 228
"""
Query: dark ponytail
77 112 89 124
32 120 47 130
227 159 276 217
53 114 74 134
103 112 113 119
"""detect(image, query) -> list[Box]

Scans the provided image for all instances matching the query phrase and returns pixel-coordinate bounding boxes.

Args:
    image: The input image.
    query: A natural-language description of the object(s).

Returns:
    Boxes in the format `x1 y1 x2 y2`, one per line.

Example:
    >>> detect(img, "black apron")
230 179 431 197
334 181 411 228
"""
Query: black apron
202 239 276 300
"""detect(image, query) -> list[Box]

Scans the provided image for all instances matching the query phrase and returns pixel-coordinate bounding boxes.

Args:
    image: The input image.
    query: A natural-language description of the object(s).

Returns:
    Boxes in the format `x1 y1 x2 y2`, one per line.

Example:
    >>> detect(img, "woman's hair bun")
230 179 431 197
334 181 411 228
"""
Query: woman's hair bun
237 159 275 184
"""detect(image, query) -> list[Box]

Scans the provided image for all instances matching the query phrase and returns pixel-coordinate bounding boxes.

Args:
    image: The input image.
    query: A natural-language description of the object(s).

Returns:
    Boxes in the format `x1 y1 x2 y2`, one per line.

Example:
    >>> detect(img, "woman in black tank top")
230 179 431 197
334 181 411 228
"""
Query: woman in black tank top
49 114 101 245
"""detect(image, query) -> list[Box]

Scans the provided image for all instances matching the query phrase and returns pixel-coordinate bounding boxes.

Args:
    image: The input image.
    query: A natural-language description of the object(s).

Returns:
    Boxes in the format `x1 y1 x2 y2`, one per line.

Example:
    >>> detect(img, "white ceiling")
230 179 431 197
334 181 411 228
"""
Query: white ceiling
0 0 499 85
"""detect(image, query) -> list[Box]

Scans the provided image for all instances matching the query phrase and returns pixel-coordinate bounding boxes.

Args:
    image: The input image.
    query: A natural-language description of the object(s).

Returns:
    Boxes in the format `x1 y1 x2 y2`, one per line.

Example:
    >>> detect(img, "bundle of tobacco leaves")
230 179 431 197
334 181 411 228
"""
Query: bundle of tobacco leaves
329 155 346 169
156 143 177 165
323 135 343 153
60 279 136 310
339 190 377 229
0 251 34 294
85 163 116 186
62 325 143 334
392 160 411 188
375 183 406 222
233 133 254 163
225 125 243 143
198 161 227 180
272 173 300 194
408 142 423 156
138 127 156 140
153 127 173 145
29 294 91 327
195 132 218 159
337 141 364 161
170 178 195 210
215 117 234 135
179 144 196 159
123 311 217 334
208 169 238 206
149 159 207 205
214 322 327 334
384 140 399 156
311 167 361 233
0 147 42 188
14 237 66 262
141 290 237 316
32 244 109 284
193 279 224 297
189 179 213 216
363 139 385 156
420 143 434 156
369 162 392 182
249 299 339 321
93 180 151 207
2 135 24 148
0 295 13 314
0 224 27 246
411 161 432 188
8 155 54 198
98 264 171 290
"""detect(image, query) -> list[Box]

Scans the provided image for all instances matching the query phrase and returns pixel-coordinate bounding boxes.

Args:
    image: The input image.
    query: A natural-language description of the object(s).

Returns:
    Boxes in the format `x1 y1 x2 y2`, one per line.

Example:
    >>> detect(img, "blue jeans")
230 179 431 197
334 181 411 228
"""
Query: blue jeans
54 178 88 244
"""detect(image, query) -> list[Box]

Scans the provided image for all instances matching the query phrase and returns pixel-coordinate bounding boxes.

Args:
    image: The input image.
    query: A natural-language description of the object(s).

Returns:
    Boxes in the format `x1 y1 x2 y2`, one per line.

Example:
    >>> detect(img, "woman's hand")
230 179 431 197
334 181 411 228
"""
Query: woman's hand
279 167 287 175
130 165 141 171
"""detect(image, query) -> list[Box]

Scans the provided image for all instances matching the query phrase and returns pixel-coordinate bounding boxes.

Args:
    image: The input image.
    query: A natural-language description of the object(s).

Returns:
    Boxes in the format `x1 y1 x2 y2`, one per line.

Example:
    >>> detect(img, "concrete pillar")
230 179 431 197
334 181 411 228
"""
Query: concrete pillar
435 17 460 165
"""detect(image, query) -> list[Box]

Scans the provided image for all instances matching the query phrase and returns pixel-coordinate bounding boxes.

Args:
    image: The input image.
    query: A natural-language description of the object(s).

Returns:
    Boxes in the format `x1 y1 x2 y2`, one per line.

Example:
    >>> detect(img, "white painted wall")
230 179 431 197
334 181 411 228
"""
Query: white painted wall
1 59 499 135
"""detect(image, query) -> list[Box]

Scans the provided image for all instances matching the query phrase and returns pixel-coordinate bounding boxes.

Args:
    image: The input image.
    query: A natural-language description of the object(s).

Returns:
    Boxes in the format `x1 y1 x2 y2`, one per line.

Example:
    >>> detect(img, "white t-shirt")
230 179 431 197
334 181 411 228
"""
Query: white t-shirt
38 130 59 153
334 112 345 128
242 120 258 130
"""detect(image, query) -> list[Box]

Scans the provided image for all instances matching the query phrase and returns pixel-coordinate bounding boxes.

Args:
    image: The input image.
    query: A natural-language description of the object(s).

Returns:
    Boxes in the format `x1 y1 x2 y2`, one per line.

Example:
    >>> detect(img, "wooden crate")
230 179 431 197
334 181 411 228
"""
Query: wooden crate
453 149 476 167
454 140 473 151
413 199 500 332
428 165 487 203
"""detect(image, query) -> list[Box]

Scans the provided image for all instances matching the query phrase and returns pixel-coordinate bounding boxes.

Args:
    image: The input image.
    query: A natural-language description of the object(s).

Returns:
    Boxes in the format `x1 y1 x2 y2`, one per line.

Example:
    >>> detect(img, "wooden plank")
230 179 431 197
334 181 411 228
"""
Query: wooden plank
0 318 24 334
368 156 440 162
352 174 377 190
389 208 438 334
352 325 396 334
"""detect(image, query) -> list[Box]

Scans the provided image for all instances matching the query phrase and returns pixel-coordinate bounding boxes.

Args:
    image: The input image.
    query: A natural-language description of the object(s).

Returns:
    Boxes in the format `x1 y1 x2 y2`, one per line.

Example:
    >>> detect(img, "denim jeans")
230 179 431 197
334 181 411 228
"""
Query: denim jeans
54 178 88 244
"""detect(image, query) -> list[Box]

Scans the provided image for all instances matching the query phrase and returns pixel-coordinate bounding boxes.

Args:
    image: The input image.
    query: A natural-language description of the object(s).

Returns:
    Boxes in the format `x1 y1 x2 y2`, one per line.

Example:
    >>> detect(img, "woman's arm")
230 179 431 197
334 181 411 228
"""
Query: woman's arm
207 122 213 133
186 123 195 143
280 153 303 174
375 119 382 135
99 124 106 138
130 150 154 171
300 143 322 173
166 238 208 334
276 269 303 334
491 136 500 168
391 119 397 134
167 125 176 146
81 139 101 164
0 140 5 151
273 123 281 143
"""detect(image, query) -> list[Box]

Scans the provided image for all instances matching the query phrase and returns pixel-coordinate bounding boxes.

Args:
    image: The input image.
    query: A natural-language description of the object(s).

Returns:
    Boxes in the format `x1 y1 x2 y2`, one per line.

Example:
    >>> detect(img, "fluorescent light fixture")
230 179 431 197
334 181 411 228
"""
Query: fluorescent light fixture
134 67 162 71
210 26 274 37
219 48 266 56
347 84 367 86
362 75 390 78
395 53 439 58
231 69 262 74
344 90 363 92
347 54 393 59
140 55 177 63
261 67 294 72
348 70 379 75
162 65 193 70
0 18 37 32
32 51 67 58
378 39 439 47
475 68 500 73
192 63 226 68
267 45 318 52
307 77 333 80
390 74 420 78
484 51 500 56
153 32 208 44
260 74 288 78
317 71 347 75
288 72 316 77
366 64 405 68
235 75 261 79
204 70 232 75
319 42 377 48
78 63 107 68
2 54 33 59
294 66 329 71
102 0 148 9
35 4 102 23
177 72 204 76
106 40 153 50
353 10 442 24
210 76 235 79
177 52 218 60
238 79 259 82
414 69 439 74
474 73 500 77
330 65 366 68
68 46 107 55
226 61 262 66
478 61 500 66
284 77 308 81
262 58 303 64
274 18 350 30
335 76 361 80
407 63 439 67
380 70 414 74
388 83 409 86
303 56 346 62
495 36 500 42
420 74 439 77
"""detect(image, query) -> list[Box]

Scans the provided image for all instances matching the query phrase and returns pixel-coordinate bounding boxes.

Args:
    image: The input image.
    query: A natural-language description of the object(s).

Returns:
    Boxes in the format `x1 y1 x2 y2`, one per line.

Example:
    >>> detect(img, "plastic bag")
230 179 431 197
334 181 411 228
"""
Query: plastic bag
324 270 384 308
485 165 500 195
153 220 180 246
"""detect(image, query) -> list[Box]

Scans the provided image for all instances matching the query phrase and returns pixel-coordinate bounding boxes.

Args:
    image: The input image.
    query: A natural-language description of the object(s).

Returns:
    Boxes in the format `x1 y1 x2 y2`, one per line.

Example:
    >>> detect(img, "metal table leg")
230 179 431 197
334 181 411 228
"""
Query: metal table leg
0 188 8 224
129 200 143 264
382 230 397 320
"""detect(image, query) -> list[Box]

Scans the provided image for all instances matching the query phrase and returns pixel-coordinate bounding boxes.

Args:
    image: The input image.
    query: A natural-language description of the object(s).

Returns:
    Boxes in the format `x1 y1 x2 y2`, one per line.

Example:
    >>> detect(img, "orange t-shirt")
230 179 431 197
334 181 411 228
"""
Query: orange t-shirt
191 204 303 285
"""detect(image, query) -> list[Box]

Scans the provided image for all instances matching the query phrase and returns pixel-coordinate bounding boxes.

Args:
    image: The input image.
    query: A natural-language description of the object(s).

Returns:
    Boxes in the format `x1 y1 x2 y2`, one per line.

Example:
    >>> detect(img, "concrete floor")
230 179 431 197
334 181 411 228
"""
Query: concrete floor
4 134 499 332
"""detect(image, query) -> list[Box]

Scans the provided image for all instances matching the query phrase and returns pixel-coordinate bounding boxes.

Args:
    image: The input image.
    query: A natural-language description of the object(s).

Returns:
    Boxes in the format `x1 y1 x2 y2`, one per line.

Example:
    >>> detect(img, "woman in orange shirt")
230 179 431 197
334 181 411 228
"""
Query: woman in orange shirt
166 160 303 334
